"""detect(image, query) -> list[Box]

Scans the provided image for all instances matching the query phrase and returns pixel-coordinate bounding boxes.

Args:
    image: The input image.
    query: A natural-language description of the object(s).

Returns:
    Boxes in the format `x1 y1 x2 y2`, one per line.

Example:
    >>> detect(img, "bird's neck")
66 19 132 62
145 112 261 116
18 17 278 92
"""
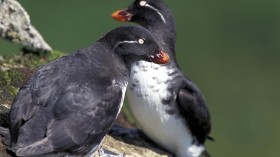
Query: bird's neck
87 42 130 84
146 24 176 62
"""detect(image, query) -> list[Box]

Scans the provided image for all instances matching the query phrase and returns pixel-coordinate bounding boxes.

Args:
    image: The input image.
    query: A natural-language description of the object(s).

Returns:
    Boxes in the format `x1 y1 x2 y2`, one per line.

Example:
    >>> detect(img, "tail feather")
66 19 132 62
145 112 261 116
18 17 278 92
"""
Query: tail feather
203 135 214 157
207 136 215 141
0 126 11 146
13 138 54 156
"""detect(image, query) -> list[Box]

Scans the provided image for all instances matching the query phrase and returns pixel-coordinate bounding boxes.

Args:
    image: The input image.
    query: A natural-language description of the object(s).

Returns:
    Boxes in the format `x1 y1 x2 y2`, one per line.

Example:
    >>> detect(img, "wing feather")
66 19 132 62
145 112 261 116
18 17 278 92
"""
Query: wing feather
176 78 212 144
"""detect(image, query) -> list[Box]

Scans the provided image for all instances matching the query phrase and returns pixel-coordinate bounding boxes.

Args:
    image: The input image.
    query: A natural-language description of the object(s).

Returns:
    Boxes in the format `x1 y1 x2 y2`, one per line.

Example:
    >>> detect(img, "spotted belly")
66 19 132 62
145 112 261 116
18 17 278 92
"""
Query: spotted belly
127 61 188 152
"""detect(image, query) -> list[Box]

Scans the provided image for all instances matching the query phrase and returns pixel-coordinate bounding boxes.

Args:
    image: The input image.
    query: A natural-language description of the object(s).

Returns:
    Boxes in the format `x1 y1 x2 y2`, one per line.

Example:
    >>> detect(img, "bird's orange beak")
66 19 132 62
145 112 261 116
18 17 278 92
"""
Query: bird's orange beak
112 9 133 22
149 51 170 64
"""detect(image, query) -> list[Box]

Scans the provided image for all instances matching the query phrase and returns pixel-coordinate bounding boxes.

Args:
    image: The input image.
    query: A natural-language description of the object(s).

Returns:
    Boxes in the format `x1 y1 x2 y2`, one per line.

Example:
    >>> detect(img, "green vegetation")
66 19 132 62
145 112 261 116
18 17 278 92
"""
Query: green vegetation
0 51 64 106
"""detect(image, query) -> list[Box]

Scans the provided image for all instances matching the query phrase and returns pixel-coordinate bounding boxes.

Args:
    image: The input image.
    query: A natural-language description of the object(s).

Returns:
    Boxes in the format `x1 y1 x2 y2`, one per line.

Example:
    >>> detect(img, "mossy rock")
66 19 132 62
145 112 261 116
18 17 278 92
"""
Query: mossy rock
0 51 65 107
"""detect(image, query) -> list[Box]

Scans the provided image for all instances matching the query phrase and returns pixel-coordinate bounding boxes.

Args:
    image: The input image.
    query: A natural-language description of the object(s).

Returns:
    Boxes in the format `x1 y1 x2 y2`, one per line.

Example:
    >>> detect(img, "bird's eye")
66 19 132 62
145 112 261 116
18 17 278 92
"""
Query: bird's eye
138 39 145 44
139 1 147 7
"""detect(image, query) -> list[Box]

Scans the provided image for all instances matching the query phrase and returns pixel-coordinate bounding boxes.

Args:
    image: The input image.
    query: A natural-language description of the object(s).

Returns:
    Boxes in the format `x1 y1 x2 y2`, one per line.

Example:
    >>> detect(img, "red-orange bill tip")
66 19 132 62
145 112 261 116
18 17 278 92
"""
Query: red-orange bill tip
149 51 170 64
112 9 132 22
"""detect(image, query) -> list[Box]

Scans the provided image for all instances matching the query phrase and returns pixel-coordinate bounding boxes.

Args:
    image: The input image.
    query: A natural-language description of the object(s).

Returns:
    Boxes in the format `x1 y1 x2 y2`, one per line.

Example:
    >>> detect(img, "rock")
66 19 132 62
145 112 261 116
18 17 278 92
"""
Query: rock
0 0 52 53
107 124 173 157
97 134 172 157
0 106 10 157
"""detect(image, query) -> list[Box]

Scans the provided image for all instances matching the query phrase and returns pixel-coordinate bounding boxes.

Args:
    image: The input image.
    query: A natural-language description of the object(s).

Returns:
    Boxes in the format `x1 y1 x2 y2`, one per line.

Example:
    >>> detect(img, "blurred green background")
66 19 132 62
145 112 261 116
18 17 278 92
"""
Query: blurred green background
1 0 280 156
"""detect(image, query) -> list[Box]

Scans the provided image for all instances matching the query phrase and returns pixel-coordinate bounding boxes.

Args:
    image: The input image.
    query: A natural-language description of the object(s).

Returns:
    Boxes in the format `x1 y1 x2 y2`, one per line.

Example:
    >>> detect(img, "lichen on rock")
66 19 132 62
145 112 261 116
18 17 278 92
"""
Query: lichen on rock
0 0 52 52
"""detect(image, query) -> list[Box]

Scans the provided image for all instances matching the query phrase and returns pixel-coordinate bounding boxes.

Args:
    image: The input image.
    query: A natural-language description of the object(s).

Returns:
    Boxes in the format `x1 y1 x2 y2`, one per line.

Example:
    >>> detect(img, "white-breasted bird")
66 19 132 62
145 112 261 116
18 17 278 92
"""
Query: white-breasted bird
112 1 213 157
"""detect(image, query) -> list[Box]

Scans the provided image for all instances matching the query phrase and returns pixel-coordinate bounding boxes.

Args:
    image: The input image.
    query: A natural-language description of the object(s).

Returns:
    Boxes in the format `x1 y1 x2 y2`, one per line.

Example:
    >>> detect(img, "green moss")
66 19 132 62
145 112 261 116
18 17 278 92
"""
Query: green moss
47 50 66 61
0 50 65 106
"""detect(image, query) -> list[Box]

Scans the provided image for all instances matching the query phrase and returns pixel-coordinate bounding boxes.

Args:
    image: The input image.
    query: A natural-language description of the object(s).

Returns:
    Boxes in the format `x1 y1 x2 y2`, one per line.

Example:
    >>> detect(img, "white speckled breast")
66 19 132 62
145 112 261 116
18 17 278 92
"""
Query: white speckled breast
128 61 172 98
127 61 203 157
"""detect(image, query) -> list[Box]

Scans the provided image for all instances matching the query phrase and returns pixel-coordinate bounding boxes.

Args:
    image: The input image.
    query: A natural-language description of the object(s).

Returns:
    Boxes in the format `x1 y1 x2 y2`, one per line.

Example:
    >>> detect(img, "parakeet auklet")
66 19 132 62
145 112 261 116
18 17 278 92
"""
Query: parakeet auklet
112 1 212 157
0 25 169 157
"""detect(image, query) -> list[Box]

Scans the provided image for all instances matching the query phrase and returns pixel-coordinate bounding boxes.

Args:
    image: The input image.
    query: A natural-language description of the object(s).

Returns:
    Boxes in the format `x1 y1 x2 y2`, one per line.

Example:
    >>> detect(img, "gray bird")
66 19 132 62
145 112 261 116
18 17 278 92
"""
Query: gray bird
0 25 169 157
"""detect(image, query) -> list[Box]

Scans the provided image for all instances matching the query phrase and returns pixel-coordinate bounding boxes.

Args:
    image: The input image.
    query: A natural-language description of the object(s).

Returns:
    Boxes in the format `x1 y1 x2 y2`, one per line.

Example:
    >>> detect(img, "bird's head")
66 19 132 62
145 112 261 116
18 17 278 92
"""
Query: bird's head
112 0 169 26
100 26 169 65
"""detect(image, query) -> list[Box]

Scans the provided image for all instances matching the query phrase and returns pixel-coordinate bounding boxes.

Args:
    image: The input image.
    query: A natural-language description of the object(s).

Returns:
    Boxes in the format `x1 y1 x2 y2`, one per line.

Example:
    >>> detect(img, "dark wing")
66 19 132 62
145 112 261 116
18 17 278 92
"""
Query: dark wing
47 83 123 153
9 55 77 126
176 78 212 144
8 55 84 145
14 79 124 156
9 79 41 145
9 45 119 146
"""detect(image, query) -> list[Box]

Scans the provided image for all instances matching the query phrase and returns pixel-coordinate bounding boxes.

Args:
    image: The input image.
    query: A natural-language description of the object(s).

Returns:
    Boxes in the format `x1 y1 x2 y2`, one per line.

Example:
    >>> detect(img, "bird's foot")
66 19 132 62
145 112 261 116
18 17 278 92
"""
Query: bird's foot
108 124 144 139
98 147 125 157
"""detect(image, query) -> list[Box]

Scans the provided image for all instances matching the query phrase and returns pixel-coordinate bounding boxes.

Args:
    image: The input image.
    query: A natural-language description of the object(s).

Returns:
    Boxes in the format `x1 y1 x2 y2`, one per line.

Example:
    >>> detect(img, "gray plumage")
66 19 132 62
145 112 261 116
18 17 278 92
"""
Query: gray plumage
0 25 168 157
